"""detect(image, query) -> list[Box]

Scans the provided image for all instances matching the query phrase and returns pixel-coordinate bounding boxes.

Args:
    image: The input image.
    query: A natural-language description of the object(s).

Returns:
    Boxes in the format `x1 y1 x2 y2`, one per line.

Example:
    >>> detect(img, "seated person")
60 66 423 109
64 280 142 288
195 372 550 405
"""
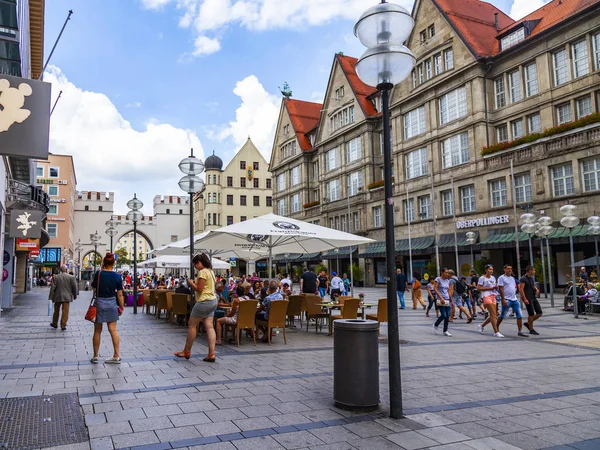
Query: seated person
281 282 292 297
214 282 229 319
242 281 254 299
216 286 248 344
256 281 283 342
578 287 599 314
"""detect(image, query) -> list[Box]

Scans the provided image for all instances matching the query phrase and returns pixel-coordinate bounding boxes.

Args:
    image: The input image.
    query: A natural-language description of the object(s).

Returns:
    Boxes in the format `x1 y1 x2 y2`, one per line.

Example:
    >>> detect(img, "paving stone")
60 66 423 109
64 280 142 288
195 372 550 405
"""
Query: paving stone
179 400 218 413
94 401 124 414
169 411 212 427
195 420 242 437
106 407 146 423
85 413 107 426
272 430 325 449
231 435 285 449
342 421 394 438
309 443 356 450
87 421 133 439
155 425 201 442
188 443 237 450
386 430 440 450
206 407 248 422
308 425 359 444
447 422 500 439
465 437 527 450
130 416 175 433
90 437 114 450
143 404 183 418
112 431 159 448
524 428 580 446
233 416 278 432
405 413 455 428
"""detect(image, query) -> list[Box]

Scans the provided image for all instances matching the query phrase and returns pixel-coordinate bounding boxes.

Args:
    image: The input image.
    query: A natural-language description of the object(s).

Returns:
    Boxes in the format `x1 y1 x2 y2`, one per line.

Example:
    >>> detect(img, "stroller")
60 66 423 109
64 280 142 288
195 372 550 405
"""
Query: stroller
563 283 585 311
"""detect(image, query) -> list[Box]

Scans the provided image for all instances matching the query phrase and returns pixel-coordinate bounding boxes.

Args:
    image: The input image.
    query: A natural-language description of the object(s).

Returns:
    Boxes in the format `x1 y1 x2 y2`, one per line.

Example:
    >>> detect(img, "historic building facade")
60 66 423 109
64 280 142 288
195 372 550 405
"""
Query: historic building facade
270 0 600 286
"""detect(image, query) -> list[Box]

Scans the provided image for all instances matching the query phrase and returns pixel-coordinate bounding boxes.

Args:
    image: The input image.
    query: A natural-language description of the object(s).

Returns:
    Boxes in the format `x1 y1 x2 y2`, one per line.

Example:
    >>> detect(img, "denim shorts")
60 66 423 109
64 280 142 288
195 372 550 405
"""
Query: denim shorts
500 299 523 319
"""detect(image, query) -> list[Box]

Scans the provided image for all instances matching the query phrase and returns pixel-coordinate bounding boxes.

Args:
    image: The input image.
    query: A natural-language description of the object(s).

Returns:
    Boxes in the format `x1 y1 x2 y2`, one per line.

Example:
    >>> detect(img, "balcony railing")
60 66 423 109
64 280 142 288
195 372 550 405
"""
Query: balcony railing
7 179 49 212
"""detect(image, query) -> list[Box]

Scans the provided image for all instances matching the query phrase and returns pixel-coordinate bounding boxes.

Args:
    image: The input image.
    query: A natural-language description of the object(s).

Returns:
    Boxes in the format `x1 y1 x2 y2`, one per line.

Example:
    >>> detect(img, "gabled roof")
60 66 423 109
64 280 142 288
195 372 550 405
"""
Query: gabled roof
432 0 514 58
336 54 378 117
284 98 321 151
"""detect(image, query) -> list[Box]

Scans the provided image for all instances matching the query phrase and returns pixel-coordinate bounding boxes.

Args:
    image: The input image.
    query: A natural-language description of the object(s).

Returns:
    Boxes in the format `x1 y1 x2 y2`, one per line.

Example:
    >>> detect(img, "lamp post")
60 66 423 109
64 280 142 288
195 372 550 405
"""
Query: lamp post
354 0 415 419
538 217 555 307
346 185 361 297
587 215 600 281
520 213 536 265
90 232 100 272
560 204 579 318
74 239 82 282
105 219 117 253
127 195 144 314
178 149 205 298
534 227 547 300
466 231 476 270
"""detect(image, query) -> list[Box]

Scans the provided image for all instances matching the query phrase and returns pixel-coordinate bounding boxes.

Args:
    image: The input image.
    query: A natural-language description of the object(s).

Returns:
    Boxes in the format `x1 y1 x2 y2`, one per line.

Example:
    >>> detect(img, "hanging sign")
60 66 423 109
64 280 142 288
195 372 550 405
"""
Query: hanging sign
16 238 39 251
9 210 43 238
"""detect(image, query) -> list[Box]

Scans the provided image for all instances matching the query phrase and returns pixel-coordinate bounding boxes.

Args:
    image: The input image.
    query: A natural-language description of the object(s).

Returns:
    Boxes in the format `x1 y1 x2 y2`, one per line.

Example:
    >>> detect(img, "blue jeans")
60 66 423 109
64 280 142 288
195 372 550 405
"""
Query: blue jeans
318 287 327 298
434 305 451 332
397 291 405 309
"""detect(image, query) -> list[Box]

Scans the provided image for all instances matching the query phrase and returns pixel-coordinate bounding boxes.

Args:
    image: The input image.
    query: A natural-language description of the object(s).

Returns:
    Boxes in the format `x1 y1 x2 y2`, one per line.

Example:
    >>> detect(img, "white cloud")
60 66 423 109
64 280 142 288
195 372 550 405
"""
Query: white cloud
310 91 325 103
125 101 142 108
142 0 413 57
46 66 203 214
509 0 551 19
215 75 280 161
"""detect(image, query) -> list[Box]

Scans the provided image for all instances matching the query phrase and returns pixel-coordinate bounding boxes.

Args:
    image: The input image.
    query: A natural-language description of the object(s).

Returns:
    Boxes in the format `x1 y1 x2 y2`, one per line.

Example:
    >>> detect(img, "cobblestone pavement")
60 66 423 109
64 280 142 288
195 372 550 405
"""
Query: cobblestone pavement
1 287 600 450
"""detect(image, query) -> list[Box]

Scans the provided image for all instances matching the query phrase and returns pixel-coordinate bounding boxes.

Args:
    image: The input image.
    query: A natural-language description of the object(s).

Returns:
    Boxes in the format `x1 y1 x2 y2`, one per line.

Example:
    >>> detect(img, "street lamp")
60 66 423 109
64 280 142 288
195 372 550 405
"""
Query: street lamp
90 231 101 272
520 213 537 265
466 231 477 270
74 239 82 281
354 0 415 419
127 194 144 315
347 184 362 297
178 149 205 297
587 216 600 283
105 219 118 253
560 204 579 318
538 217 555 307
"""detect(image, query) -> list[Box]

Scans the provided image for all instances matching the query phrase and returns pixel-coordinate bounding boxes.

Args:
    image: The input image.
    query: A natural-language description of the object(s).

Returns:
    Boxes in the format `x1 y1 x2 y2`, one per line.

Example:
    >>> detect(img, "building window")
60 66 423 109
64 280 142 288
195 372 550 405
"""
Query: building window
418 195 431 219
511 119 524 139
281 141 297 159
99 206 103 212
373 206 383 228
494 77 506 109
528 113 541 133
326 179 340 201
312 189 320 202
227 194 233 205
514 173 532 203
240 216 247 222
460 185 476 213
277 173 286 192
406 148 428 179
576 96 592 119
347 171 363 196
227 216 234 226
441 132 470 168
291 193 300 213
496 124 508 143
428 24 435 38
266 196 272 207
425 59 432 80
403 198 415 223
48 204 58 215
441 190 453 217
312 161 319 180
403 106 426 139
353 212 360 231
227 176 233 187
594 33 600 70
444 49 453 70
253 162 259 170
330 106 355 132
253 195 260 206
326 147 340 171
490 179 507 207
266 178 272 189
166 208 170 214
49 167 59 178
240 161 246 170
434 54 442 75
253 178 259 188
240 177 246 188
418 64 424 84
439 86 467 125
419 29 426 43
341 215 347 232
412 70 417 88
84 205 89 211
36 166 43 177
556 103 572 125
551 164 575 197
47 224 57 238
582 157 600 192
277 198 286 216
524 63 538 96
553 49 569 85
345 137 362 163
572 39 589 78
335 86 344 99
240 195 247 206
48 185 58 196
500 28 525 50
508 70 522 103
291 166 300 186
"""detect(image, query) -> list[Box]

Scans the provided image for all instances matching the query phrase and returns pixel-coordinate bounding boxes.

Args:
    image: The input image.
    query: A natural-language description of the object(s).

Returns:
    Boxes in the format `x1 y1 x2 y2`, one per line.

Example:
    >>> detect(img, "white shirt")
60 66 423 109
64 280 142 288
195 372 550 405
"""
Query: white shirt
498 274 517 300
478 275 498 297
330 276 344 290
280 278 292 288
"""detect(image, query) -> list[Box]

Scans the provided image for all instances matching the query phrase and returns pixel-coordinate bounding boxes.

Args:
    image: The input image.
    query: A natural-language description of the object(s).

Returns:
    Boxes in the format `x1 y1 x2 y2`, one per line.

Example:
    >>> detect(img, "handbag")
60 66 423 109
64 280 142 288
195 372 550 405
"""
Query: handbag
85 270 101 322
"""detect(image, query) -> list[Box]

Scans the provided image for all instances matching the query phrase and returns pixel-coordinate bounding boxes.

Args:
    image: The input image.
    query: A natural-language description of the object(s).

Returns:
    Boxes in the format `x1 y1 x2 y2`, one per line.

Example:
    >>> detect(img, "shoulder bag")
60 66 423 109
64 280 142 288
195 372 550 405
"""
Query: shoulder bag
85 270 101 322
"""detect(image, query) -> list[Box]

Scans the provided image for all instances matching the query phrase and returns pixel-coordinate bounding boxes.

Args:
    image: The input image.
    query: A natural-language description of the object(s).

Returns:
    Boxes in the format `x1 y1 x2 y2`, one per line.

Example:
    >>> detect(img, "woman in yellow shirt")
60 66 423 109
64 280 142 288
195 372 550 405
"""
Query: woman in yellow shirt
175 253 217 362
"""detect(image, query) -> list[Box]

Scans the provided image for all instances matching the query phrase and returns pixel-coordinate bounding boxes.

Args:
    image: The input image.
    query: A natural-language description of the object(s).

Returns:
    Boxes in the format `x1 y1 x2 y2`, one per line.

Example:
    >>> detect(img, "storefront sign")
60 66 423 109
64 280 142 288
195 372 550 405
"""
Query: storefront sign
0 74 51 160
37 178 54 184
48 217 66 222
9 210 43 238
16 238 39 251
456 215 510 229
50 198 66 203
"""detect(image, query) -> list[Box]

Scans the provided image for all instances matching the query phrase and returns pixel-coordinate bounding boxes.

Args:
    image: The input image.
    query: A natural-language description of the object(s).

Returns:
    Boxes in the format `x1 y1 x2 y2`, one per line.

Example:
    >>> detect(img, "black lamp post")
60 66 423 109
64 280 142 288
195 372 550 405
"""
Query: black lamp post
127 195 144 314
105 219 117 253
90 232 101 272
74 239 82 281
178 149 205 299
354 1 415 419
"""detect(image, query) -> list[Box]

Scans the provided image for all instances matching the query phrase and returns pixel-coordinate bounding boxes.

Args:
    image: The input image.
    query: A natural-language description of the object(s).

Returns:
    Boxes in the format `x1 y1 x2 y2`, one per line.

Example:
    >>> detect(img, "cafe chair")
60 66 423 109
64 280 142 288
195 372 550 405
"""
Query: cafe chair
170 294 189 326
337 297 359 320
305 295 328 333
156 291 169 319
366 297 388 335
146 290 158 315
232 300 259 346
256 300 289 345
286 295 305 328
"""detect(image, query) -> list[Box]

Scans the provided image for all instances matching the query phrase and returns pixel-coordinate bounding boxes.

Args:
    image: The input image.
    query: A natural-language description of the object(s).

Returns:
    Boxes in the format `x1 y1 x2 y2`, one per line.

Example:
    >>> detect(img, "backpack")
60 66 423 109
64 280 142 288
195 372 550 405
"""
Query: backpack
455 279 466 295
413 278 421 289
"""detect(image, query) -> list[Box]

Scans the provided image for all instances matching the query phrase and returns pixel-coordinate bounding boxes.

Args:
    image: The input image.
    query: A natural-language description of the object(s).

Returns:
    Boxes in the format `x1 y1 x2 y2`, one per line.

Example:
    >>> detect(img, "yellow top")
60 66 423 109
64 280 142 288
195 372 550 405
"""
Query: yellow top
196 268 216 302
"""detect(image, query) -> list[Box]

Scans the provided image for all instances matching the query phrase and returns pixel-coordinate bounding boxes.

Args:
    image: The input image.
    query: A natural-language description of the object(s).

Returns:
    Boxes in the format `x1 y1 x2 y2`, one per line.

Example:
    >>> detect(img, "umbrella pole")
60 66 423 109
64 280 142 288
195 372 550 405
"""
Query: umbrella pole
268 237 273 279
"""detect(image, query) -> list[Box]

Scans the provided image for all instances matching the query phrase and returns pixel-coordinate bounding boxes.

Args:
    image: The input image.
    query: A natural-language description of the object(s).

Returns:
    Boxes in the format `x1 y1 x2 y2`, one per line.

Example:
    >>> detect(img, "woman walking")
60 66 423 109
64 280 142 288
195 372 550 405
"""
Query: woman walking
90 253 124 364
426 278 438 318
175 253 217 362
477 264 504 338
433 268 453 336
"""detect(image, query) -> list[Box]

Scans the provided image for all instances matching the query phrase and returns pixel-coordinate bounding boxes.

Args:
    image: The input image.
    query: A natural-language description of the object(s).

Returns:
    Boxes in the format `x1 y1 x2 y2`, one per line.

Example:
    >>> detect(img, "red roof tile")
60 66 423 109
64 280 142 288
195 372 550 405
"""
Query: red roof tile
433 0 514 57
336 54 379 117
284 98 321 151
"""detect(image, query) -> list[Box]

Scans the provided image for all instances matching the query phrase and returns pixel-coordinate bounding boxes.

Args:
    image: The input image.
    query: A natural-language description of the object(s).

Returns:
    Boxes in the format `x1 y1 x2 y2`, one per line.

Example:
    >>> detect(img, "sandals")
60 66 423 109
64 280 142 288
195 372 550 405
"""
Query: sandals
174 351 191 360
90 357 99 364
105 357 121 364
203 354 216 363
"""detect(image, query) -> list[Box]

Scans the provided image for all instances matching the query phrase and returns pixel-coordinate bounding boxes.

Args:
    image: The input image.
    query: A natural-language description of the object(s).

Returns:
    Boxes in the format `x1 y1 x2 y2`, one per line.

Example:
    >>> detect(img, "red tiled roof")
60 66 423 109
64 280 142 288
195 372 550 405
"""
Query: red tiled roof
284 98 321 151
336 54 379 117
433 0 514 57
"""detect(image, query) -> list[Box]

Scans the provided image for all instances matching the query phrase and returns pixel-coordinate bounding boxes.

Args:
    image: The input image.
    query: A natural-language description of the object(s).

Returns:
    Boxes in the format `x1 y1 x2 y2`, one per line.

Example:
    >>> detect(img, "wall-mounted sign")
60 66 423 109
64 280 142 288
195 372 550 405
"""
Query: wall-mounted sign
9 210 43 238
3 251 10 266
456 215 510 229
37 178 54 184
2 269 8 281
30 250 40 258
48 217 66 222
16 238 39 252
50 198 66 203
58 180 68 185
0 74 51 160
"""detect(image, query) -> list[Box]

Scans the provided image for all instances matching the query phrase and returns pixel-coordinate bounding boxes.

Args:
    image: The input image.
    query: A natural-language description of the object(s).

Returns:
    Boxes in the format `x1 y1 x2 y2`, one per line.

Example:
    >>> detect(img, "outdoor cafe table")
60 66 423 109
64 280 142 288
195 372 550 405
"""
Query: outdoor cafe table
317 302 376 335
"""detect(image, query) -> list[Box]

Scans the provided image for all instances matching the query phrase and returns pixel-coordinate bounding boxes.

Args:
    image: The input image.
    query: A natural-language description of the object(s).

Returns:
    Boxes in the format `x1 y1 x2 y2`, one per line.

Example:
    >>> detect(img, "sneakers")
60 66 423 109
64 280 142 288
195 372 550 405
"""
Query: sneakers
478 324 484 334
518 331 529 337
433 325 439 335
467 317 474 324
494 332 505 338
524 323 531 331
529 329 539 335
443 331 452 337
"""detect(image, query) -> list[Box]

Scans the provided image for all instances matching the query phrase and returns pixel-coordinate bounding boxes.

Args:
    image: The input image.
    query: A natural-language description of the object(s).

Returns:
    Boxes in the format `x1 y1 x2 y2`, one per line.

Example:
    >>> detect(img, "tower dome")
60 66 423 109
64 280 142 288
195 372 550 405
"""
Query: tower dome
204 151 223 171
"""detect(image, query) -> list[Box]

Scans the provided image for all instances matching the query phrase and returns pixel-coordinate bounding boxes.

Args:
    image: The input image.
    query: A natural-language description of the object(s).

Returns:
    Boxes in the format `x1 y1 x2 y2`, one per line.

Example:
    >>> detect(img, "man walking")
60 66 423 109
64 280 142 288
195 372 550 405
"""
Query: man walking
300 267 318 295
411 274 426 309
317 271 329 299
330 272 344 299
497 265 528 337
396 268 407 309
49 265 78 331
519 265 542 335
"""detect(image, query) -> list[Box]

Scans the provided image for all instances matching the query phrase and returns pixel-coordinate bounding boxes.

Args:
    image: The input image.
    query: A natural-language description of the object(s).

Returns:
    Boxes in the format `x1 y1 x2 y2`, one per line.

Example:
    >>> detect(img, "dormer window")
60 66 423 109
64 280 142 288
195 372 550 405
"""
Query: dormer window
283 124 290 135
335 86 345 99
419 30 427 43
500 27 525 51
428 24 435 38
372 95 382 112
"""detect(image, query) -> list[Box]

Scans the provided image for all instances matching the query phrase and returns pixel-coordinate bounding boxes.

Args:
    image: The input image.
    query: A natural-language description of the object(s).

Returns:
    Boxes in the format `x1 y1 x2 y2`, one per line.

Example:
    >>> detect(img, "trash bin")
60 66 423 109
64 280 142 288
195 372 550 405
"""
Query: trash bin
333 319 379 410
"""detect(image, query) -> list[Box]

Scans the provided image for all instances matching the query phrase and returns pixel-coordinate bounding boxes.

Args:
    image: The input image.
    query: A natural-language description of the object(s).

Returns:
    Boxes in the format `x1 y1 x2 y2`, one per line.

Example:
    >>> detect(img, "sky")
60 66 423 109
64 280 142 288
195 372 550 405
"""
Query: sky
43 0 549 214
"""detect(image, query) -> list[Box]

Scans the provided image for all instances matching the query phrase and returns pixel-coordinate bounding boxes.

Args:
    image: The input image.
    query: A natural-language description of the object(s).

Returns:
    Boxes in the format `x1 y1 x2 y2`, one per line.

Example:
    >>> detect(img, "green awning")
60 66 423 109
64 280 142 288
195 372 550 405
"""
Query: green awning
395 236 435 252
321 246 357 260
438 232 479 248
358 241 386 258
295 252 322 262
548 225 589 238
272 254 287 262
